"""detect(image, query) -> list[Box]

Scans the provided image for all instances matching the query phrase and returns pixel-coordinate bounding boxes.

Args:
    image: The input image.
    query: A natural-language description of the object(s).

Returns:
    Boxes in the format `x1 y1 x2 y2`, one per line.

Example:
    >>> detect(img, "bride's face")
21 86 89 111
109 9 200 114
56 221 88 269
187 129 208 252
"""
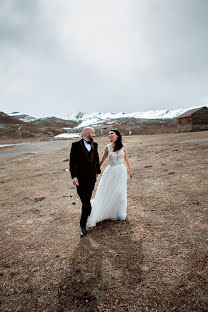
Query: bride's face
108 131 118 142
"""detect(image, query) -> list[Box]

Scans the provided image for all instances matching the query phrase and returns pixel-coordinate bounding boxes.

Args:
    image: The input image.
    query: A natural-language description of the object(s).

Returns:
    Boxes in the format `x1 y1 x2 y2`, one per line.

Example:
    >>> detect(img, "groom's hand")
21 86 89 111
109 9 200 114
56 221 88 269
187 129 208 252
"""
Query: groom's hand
72 177 79 186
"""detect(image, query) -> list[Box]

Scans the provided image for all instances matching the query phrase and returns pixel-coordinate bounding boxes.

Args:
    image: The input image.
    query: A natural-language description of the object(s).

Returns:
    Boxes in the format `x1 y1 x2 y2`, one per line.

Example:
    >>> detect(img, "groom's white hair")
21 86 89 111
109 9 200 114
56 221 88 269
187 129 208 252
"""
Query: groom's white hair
82 127 94 137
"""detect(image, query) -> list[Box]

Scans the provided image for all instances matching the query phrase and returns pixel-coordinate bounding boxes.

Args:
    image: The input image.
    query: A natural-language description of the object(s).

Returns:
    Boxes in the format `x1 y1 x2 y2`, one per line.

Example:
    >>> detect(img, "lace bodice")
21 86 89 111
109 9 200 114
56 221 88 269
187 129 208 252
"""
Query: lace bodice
107 144 125 166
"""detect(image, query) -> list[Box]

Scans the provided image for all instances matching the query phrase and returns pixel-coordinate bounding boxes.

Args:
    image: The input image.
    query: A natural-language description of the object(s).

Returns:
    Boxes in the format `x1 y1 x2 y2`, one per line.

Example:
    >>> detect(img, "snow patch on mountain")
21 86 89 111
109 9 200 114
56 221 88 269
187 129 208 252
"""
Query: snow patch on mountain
66 106 204 128
6 105 206 127
8 112 37 122
54 133 81 139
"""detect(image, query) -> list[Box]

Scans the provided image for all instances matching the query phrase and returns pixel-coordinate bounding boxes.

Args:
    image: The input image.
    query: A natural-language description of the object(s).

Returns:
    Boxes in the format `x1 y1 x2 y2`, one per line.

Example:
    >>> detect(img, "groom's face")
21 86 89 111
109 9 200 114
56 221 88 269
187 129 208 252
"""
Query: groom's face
88 128 96 141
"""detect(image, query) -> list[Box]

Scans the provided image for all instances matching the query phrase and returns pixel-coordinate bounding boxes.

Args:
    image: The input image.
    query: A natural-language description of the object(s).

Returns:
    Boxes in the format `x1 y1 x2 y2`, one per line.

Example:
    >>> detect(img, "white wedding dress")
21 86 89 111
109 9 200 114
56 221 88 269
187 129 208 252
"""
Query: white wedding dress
87 144 127 227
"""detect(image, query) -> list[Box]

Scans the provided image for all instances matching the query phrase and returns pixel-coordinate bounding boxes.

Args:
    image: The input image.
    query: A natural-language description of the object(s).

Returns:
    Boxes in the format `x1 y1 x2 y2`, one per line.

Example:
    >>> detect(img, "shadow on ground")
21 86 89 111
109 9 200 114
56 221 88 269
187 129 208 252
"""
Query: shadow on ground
57 220 143 311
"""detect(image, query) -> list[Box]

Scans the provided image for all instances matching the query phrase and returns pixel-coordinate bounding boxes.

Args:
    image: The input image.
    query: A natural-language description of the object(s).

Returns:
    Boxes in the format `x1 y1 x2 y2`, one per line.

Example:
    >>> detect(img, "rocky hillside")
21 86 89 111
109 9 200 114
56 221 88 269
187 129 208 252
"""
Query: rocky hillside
70 117 179 136
31 117 78 128
0 112 70 139
0 111 180 140
0 112 24 124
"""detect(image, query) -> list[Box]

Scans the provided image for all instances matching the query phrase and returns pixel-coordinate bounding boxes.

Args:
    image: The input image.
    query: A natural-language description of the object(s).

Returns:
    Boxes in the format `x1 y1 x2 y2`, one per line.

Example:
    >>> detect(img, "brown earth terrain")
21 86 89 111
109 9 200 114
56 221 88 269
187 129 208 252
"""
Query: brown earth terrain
0 111 182 140
0 112 78 140
86 118 179 136
0 131 208 311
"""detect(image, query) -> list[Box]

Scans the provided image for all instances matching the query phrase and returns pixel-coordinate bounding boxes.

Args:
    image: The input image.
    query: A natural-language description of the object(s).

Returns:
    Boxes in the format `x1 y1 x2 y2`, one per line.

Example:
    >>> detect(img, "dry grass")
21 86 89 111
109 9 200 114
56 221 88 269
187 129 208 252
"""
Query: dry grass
0 131 208 311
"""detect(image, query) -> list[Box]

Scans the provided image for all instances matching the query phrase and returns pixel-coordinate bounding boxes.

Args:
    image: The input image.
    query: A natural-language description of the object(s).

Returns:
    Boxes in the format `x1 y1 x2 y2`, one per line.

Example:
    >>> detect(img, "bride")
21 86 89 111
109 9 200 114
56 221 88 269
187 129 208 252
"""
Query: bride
87 129 132 227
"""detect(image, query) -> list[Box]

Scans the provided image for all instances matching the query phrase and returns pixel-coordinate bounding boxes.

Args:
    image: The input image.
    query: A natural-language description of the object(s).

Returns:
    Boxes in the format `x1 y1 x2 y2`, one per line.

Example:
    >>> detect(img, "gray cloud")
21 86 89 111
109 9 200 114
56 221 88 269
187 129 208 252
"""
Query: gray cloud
0 0 208 117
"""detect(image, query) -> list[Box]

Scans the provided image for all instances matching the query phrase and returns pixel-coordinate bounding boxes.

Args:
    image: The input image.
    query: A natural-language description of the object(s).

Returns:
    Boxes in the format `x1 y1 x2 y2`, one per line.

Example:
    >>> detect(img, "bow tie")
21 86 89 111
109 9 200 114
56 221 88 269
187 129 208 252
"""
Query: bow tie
83 139 92 145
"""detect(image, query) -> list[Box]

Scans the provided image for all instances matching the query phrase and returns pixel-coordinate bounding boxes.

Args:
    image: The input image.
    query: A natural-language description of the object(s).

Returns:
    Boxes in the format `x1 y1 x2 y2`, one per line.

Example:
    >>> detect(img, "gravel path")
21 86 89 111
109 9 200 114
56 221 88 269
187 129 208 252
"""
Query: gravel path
0 140 71 161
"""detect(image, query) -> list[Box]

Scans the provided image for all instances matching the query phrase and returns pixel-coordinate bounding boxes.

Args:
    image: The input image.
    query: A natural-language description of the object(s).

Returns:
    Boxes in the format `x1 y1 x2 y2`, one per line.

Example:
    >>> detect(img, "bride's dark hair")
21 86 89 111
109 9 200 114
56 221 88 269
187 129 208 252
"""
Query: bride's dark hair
111 129 123 152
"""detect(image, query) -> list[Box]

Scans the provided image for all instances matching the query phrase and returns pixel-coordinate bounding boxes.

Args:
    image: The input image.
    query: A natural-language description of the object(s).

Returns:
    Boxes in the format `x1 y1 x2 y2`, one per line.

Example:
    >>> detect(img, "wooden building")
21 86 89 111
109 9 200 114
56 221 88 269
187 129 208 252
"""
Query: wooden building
176 106 208 131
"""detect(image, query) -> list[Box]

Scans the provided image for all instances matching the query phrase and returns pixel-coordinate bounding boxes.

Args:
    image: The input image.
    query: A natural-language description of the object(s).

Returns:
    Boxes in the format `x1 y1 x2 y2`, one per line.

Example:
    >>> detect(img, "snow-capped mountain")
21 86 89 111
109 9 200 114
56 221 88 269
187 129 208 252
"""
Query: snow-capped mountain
7 105 206 128
2 105 207 139
68 109 188 129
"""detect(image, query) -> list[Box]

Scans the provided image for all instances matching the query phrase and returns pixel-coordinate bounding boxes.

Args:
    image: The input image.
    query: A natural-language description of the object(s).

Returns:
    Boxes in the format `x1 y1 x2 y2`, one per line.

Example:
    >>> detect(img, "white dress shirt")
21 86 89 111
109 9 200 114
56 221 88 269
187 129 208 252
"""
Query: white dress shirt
83 139 92 152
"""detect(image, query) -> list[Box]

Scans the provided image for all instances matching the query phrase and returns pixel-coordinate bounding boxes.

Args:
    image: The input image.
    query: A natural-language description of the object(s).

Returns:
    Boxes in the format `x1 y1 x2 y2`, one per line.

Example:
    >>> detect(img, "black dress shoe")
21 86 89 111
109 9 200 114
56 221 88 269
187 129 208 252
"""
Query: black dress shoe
80 227 87 237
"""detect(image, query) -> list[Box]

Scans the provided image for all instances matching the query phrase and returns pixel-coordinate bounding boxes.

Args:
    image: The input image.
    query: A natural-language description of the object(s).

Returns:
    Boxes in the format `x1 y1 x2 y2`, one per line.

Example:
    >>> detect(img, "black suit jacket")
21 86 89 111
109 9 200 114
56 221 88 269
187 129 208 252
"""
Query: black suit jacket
69 139 101 183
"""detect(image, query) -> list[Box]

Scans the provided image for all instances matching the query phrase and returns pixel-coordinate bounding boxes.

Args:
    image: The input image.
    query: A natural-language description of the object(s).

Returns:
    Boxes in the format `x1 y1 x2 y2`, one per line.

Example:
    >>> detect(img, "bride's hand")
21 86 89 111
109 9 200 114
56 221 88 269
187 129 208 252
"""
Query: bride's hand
72 177 79 186
129 172 133 180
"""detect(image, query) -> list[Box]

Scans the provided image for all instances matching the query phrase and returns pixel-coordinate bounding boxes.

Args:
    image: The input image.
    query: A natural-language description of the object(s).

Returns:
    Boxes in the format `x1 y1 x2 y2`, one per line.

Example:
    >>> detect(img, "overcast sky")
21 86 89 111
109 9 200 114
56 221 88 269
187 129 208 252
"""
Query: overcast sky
0 0 208 117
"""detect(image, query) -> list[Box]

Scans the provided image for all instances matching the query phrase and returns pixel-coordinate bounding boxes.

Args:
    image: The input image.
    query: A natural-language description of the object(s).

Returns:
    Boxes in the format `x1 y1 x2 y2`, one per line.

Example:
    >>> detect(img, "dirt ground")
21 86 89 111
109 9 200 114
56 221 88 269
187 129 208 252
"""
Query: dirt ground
0 131 208 312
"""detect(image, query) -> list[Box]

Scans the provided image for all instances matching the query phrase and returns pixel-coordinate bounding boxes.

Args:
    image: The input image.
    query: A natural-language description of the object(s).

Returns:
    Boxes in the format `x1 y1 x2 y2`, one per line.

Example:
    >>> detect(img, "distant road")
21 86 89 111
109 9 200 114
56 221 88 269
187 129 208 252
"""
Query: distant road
1 136 207 161
0 140 71 161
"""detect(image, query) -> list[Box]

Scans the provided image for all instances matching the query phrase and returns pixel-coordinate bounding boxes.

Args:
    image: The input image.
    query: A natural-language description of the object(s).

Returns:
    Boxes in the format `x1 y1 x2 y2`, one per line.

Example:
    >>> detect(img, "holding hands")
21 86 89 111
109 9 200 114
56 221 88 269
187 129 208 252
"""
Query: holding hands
72 177 79 186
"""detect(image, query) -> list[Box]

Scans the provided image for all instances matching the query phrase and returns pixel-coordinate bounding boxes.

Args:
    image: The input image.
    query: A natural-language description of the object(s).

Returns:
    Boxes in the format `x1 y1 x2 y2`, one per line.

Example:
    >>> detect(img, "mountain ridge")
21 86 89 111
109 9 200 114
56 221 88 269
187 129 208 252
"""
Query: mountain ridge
7 105 206 124
1 105 207 140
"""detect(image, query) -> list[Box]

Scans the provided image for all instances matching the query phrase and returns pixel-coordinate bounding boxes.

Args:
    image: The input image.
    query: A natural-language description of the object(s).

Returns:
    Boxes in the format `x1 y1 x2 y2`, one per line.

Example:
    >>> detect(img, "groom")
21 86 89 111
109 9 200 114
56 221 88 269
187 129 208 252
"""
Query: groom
69 127 101 237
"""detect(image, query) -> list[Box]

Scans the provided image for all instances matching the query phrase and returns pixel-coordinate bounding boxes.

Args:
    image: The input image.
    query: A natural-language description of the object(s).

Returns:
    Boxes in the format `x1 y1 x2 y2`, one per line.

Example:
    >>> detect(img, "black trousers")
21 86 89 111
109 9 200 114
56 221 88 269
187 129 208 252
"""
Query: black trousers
76 180 95 228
